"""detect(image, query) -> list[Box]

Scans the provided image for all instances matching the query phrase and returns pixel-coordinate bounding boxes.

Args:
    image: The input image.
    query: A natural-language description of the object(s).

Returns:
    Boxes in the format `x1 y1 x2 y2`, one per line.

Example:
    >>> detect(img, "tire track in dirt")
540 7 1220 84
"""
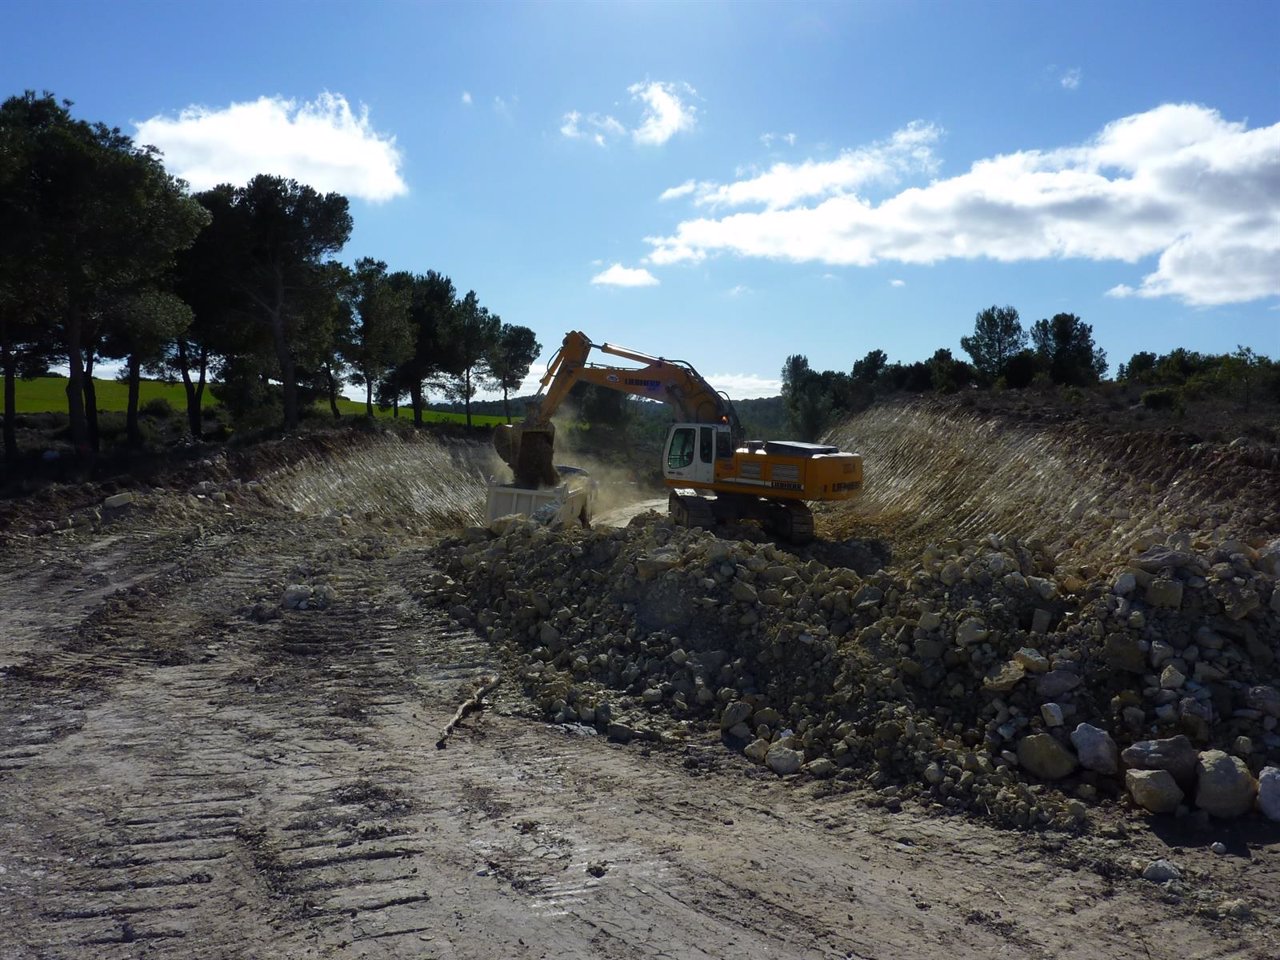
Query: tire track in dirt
2 498 1275 959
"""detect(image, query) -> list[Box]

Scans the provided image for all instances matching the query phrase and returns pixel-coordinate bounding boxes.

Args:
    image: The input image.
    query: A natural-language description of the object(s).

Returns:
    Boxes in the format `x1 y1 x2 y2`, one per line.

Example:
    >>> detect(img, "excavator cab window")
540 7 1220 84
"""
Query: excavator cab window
667 428 695 470
715 428 732 459
699 427 714 464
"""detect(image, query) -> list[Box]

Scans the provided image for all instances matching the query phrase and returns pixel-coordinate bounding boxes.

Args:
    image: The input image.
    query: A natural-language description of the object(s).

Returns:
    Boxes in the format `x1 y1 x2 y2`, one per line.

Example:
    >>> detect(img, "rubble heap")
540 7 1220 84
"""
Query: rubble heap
424 512 1280 828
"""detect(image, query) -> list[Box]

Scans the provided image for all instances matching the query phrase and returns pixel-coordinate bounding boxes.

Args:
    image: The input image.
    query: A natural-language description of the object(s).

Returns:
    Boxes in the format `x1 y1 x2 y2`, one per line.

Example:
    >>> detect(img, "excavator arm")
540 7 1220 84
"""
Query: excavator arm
496 330 741 487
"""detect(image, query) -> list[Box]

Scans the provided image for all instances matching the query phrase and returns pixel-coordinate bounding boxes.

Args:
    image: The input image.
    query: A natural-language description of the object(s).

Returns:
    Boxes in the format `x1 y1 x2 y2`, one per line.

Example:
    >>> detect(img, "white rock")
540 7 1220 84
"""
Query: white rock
103 491 135 510
1013 648 1050 673
765 741 804 776
1040 703 1065 727
1070 723 1119 775
955 618 988 646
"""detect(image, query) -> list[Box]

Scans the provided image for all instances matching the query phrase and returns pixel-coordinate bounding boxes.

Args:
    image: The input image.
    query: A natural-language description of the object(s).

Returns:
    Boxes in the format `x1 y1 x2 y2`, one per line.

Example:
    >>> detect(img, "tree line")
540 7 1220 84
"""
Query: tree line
782 304 1275 439
0 92 540 466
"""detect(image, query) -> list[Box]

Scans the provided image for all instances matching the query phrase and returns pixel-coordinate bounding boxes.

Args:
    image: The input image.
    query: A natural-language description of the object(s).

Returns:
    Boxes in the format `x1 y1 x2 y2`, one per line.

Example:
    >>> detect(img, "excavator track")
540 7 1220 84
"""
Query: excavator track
669 492 716 531
765 501 815 544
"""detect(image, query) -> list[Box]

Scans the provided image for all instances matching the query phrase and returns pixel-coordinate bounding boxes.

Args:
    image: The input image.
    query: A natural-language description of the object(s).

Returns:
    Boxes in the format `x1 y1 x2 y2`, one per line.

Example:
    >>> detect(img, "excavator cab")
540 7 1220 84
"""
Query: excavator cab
663 422 732 486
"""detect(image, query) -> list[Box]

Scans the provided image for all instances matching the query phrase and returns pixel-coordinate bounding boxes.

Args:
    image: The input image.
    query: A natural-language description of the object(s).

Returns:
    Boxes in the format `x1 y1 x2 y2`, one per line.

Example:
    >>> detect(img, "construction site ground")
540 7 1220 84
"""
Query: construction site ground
1 410 1278 960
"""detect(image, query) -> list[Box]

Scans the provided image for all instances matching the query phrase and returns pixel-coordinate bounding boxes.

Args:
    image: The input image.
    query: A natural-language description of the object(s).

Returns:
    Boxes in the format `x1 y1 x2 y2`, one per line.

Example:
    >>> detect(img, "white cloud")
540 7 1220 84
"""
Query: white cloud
134 92 406 202
645 105 1280 306
560 110 625 147
563 80 697 148
681 121 941 210
659 179 698 201
726 284 751 296
705 373 782 399
591 263 659 287
461 91 472 106
1060 68 1082 90
890 278 906 287
761 132 797 148
629 80 697 145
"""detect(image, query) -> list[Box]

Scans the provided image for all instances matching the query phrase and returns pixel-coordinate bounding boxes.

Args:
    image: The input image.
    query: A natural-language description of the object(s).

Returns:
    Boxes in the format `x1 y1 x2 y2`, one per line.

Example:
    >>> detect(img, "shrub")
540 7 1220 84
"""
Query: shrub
140 396 174 418
1140 387 1181 412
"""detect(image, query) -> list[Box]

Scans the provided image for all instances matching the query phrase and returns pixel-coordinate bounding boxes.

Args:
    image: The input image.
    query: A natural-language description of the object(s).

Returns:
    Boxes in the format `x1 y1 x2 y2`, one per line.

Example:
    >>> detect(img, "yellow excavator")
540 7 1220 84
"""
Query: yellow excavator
493 331 863 543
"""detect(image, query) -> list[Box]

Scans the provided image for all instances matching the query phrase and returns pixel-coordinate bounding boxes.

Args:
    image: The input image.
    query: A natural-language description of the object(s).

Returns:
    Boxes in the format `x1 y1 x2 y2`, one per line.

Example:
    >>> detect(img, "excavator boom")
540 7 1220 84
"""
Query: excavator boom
498 331 741 487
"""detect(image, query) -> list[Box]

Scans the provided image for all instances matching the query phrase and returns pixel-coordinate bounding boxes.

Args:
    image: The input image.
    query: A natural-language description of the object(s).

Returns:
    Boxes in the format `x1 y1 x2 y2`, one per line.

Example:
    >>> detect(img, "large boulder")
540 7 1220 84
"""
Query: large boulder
1126 769 1183 814
1017 734 1078 781
1070 723 1119 775
1121 735 1199 788
1194 750 1257 819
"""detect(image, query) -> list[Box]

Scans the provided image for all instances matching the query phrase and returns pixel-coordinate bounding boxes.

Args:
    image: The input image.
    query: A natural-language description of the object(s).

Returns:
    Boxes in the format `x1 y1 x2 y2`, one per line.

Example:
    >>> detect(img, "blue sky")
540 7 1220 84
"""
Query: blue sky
6 0 1278 397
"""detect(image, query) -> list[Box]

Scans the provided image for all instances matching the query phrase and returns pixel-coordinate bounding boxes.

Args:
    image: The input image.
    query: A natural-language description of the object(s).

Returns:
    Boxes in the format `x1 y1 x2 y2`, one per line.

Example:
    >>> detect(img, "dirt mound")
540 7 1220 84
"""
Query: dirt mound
424 397 1279 829
824 400 1280 568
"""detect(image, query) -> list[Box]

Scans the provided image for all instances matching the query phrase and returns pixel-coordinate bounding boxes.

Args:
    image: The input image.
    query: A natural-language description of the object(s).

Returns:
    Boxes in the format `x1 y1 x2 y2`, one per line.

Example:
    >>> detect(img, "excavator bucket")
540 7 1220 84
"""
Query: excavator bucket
494 422 559 488
514 427 559 488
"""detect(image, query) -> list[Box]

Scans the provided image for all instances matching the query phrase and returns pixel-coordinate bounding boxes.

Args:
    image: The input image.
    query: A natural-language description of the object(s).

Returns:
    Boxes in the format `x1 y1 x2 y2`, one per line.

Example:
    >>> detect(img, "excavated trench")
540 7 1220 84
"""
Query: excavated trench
2 407 1278 959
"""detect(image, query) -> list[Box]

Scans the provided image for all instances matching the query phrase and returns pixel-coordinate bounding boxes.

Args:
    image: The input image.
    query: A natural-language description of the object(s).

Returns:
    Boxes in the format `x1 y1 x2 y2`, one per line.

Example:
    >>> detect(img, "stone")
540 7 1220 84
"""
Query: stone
918 610 941 631
744 738 770 763
1070 723 1119 775
983 661 1025 693
1159 665 1186 690
1146 578 1184 609
1257 767 1280 822
1126 769 1184 814
1194 750 1256 818
1030 609 1053 635
765 741 804 776
720 700 754 731
1036 670 1082 699
607 722 634 743
1013 648 1050 673
955 618 988 646
1246 685 1280 719
1133 547 1196 573
731 581 758 603
281 585 311 609
1113 572 1137 596
1149 640 1175 669
635 554 679 580
804 758 837 778
1141 858 1182 882
1040 703 1065 727
1016 733 1078 781
1122 735 1199 787
103 491 135 510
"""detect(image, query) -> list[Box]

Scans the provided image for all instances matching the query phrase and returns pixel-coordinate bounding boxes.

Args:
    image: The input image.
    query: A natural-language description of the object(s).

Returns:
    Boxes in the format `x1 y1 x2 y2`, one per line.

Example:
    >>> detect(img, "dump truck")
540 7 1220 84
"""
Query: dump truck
491 331 863 543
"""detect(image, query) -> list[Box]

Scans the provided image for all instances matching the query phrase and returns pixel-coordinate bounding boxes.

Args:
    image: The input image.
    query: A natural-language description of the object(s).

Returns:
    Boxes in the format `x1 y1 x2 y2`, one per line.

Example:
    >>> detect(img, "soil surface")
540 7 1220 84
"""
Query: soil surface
1 434 1278 960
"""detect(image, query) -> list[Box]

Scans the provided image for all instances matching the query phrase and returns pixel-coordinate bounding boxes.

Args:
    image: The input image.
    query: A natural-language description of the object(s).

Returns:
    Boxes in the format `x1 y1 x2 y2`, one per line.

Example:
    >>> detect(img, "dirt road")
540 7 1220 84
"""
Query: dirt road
1 487 1276 960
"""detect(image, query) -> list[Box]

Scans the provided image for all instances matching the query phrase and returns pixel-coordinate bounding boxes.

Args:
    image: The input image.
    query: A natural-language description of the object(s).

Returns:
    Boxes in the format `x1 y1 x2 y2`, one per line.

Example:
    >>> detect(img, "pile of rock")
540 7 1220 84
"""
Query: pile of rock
422 512 1279 827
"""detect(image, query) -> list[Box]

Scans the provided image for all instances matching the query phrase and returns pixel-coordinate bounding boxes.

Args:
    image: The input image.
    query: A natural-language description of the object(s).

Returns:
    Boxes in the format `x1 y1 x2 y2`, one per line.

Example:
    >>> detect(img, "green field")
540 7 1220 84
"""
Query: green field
3 376 506 427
